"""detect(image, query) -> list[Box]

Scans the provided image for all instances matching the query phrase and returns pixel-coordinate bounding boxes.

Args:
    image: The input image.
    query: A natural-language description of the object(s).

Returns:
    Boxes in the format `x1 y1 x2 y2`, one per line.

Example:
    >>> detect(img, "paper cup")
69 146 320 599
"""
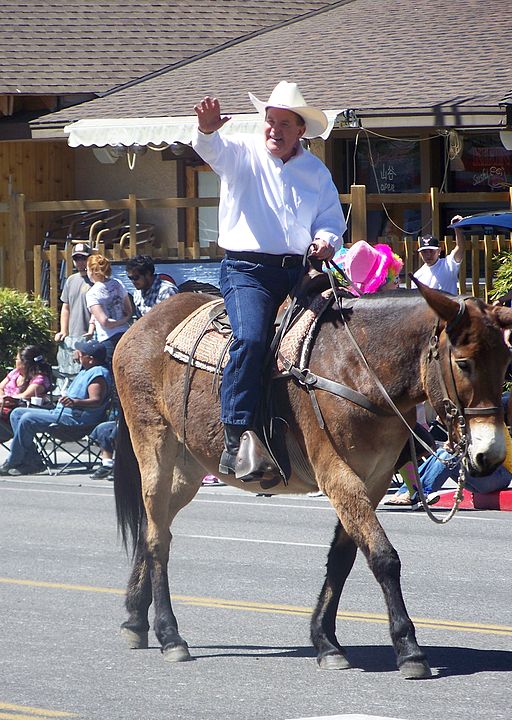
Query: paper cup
30 397 43 406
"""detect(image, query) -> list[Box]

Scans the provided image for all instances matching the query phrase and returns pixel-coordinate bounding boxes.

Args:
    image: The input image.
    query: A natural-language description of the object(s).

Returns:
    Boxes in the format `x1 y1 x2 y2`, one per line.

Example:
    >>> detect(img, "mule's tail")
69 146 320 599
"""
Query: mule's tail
114 407 144 556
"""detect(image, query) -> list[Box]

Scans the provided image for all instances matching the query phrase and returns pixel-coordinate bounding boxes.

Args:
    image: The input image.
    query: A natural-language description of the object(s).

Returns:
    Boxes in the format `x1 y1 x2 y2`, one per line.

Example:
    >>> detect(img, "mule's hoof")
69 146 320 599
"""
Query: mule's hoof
399 660 432 679
162 643 191 663
120 626 148 650
317 653 351 670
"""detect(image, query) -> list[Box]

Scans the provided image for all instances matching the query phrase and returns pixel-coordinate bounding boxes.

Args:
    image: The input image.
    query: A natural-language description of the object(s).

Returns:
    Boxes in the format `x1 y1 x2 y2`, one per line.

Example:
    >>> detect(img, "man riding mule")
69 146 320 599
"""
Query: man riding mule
192 81 346 481
113 281 512 677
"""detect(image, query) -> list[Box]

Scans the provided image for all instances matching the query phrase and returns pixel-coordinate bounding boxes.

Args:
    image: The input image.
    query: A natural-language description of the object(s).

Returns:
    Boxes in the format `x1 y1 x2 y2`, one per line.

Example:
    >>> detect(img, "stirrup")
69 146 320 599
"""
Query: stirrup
235 430 282 486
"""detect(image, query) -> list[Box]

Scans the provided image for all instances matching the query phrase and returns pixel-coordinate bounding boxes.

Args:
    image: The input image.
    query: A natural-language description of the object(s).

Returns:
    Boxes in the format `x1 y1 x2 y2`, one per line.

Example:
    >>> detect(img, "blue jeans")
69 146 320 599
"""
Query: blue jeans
89 420 117 453
398 448 512 495
8 406 83 469
219 258 303 426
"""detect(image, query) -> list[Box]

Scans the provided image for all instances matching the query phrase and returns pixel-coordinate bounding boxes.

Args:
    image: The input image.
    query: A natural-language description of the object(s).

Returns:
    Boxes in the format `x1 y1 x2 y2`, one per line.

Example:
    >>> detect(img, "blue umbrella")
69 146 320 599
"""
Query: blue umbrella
449 211 512 232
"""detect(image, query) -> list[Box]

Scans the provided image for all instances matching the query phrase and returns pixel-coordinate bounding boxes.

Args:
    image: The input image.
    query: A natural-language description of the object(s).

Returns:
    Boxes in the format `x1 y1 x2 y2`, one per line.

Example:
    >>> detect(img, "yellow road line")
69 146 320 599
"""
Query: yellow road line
0 703 76 717
1 576 511 637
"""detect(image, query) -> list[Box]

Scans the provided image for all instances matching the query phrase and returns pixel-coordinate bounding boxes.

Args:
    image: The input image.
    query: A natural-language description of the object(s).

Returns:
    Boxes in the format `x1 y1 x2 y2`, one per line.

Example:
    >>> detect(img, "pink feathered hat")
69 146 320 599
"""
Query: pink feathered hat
343 241 403 295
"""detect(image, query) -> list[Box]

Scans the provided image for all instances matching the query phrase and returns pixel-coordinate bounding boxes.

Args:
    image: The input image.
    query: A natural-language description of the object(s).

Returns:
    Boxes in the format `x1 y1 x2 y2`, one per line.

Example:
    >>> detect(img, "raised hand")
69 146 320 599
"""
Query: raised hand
193 96 231 134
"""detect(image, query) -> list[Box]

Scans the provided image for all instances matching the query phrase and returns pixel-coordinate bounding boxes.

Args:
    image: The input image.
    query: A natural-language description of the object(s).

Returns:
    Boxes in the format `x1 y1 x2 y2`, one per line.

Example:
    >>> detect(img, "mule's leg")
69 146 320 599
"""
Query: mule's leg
147 450 204 663
310 521 356 670
317 466 431 679
120 515 152 649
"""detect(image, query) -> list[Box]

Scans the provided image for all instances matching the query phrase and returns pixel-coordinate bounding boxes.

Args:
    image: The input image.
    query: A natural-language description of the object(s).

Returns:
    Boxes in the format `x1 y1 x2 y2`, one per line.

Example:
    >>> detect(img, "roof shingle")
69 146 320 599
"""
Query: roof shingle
32 0 511 134
0 0 341 94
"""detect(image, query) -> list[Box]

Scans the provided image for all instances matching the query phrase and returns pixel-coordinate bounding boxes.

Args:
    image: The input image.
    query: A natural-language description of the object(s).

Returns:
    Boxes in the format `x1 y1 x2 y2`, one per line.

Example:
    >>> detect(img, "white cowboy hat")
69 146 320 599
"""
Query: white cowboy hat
248 81 328 139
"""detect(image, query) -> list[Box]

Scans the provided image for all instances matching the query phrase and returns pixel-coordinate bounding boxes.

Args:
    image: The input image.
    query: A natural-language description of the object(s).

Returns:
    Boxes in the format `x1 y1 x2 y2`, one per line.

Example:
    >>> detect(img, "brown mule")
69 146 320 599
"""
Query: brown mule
113 285 512 676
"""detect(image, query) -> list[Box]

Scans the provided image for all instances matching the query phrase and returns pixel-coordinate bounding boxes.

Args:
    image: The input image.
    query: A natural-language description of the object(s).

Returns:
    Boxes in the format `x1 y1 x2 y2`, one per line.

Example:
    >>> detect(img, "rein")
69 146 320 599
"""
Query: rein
316 264 503 521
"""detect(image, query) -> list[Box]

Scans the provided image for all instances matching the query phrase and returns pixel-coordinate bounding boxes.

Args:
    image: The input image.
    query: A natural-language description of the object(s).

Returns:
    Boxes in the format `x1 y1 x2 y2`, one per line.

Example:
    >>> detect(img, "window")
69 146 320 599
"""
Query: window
185 164 220 258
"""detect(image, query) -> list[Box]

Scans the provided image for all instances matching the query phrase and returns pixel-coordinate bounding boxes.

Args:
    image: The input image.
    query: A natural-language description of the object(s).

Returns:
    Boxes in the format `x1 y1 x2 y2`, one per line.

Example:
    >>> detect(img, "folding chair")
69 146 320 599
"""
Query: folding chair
34 422 102 476
0 418 13 452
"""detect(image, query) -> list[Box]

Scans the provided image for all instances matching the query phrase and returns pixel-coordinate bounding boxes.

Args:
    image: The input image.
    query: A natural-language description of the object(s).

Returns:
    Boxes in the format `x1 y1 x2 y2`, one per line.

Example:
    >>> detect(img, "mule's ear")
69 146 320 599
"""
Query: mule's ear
409 274 463 324
491 304 512 329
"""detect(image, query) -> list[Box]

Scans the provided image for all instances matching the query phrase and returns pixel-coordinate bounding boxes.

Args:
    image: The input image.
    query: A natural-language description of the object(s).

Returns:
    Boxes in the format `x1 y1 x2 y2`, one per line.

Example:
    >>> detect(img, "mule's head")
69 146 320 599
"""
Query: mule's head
417 282 512 476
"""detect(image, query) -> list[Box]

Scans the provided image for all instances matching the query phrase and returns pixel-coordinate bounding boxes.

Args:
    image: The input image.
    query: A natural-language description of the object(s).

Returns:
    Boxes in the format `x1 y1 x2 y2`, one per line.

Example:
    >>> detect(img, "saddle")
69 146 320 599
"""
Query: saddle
164 277 337 487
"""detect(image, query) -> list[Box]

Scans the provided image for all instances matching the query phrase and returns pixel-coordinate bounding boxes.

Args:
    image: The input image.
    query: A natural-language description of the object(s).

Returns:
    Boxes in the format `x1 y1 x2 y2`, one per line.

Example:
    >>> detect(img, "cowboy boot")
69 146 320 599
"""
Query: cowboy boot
218 423 245 475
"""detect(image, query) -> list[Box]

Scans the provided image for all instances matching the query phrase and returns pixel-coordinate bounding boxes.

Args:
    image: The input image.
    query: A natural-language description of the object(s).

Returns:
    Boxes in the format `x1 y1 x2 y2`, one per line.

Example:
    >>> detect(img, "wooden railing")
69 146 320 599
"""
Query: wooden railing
1 185 512 311
35 232 512 329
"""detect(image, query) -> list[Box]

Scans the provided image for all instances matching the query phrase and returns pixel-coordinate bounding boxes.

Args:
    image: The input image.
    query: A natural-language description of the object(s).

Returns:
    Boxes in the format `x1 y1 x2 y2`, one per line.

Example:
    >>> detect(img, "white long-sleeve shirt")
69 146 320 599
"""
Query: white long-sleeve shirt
192 129 346 255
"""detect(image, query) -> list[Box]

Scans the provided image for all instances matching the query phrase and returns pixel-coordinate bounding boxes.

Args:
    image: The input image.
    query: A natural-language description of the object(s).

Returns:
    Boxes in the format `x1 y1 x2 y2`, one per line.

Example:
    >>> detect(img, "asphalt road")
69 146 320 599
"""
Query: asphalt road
0 475 511 720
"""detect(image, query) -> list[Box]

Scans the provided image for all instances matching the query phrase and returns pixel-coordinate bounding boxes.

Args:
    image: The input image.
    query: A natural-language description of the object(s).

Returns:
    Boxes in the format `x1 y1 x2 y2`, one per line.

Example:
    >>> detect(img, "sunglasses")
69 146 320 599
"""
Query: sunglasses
127 273 142 281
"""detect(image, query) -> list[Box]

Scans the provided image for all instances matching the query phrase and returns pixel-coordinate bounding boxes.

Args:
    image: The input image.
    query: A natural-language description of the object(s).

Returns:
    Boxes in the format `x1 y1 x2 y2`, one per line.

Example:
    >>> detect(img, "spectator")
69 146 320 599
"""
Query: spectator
126 255 178 316
413 215 465 294
0 345 53 404
0 340 112 477
54 242 94 343
54 243 94 379
192 82 346 479
89 419 117 480
86 254 132 366
386 446 512 508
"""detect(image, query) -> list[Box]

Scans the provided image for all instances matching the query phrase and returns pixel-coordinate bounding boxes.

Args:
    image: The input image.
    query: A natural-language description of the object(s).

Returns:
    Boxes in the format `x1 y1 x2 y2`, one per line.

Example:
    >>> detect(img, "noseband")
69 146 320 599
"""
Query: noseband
427 297 502 457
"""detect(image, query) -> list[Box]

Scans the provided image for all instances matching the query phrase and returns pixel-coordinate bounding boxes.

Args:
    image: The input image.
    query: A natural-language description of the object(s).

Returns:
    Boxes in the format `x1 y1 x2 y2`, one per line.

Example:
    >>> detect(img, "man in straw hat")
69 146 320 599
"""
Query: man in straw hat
192 81 346 481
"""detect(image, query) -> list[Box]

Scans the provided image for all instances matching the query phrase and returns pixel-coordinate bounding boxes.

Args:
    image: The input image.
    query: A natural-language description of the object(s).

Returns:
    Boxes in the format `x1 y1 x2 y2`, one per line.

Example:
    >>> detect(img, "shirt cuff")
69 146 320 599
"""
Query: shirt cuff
313 231 341 250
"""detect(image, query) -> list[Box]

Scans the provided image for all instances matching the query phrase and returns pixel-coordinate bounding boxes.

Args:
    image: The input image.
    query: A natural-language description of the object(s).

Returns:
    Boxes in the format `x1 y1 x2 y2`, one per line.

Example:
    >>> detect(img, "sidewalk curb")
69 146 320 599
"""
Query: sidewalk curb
435 488 512 511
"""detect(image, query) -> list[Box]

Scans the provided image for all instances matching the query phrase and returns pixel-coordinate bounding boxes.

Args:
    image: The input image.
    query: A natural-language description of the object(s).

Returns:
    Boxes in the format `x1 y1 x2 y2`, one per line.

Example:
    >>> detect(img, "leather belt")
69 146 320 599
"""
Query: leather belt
225 251 303 268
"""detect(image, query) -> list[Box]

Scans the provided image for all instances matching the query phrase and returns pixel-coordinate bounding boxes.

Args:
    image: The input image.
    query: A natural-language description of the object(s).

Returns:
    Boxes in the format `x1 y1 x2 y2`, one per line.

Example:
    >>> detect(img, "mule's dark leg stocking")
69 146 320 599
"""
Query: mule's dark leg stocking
311 521 356 670
148 528 190 662
121 520 152 649
321 465 431 678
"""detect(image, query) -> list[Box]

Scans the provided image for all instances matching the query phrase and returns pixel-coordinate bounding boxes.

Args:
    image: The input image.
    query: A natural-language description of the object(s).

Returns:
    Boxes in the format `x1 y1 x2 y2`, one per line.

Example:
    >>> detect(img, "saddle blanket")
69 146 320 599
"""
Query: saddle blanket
164 291 334 374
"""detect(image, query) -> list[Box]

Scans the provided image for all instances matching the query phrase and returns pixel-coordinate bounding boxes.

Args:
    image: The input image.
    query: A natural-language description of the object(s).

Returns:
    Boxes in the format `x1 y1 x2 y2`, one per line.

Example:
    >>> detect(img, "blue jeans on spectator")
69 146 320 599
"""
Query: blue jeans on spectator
89 420 117 453
219 258 303 426
397 448 512 496
7 406 83 469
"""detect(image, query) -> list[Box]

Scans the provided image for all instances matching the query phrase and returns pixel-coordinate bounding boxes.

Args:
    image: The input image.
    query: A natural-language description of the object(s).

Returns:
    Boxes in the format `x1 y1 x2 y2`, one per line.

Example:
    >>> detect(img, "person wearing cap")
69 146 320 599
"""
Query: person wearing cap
54 242 95 386
192 81 346 479
0 339 112 476
55 242 94 343
413 215 465 295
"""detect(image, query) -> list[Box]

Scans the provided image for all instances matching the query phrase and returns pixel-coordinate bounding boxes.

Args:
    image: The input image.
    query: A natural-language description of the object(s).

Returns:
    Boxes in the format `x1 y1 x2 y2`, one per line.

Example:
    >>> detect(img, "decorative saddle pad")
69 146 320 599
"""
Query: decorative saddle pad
164 291 334 375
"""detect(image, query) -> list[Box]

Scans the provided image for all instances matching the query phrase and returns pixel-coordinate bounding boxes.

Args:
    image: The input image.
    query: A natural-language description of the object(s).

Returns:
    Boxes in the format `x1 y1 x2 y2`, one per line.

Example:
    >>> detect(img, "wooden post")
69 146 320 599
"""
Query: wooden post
129 193 137 258
430 187 439 241
64 243 73 280
484 235 494 302
471 236 480 297
33 245 42 297
404 236 414 287
8 191 28 291
49 243 59 327
350 185 367 243
458 235 467 295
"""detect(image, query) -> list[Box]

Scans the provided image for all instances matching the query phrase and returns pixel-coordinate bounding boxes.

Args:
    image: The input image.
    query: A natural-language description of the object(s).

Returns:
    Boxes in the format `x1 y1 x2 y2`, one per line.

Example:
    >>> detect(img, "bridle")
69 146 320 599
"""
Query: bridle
426 298 502 460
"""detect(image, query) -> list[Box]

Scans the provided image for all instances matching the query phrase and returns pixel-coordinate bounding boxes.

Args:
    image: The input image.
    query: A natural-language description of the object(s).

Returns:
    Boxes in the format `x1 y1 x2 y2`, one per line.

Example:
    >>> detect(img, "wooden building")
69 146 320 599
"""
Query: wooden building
1 0 512 302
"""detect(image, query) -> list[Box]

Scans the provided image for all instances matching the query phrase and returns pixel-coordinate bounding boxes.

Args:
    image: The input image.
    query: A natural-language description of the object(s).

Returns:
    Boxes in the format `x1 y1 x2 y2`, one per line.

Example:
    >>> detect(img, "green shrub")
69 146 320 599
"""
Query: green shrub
489 250 512 302
0 288 55 377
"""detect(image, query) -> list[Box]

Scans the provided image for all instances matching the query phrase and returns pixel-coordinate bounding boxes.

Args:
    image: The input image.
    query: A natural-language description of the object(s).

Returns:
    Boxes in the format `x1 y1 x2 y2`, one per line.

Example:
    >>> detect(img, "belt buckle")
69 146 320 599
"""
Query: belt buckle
281 255 294 268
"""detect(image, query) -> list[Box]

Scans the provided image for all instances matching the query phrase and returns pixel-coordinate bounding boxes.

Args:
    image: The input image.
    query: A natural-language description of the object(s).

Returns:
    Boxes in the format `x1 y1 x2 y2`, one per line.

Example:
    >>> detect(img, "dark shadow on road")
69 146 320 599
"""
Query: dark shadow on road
186 643 512 677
